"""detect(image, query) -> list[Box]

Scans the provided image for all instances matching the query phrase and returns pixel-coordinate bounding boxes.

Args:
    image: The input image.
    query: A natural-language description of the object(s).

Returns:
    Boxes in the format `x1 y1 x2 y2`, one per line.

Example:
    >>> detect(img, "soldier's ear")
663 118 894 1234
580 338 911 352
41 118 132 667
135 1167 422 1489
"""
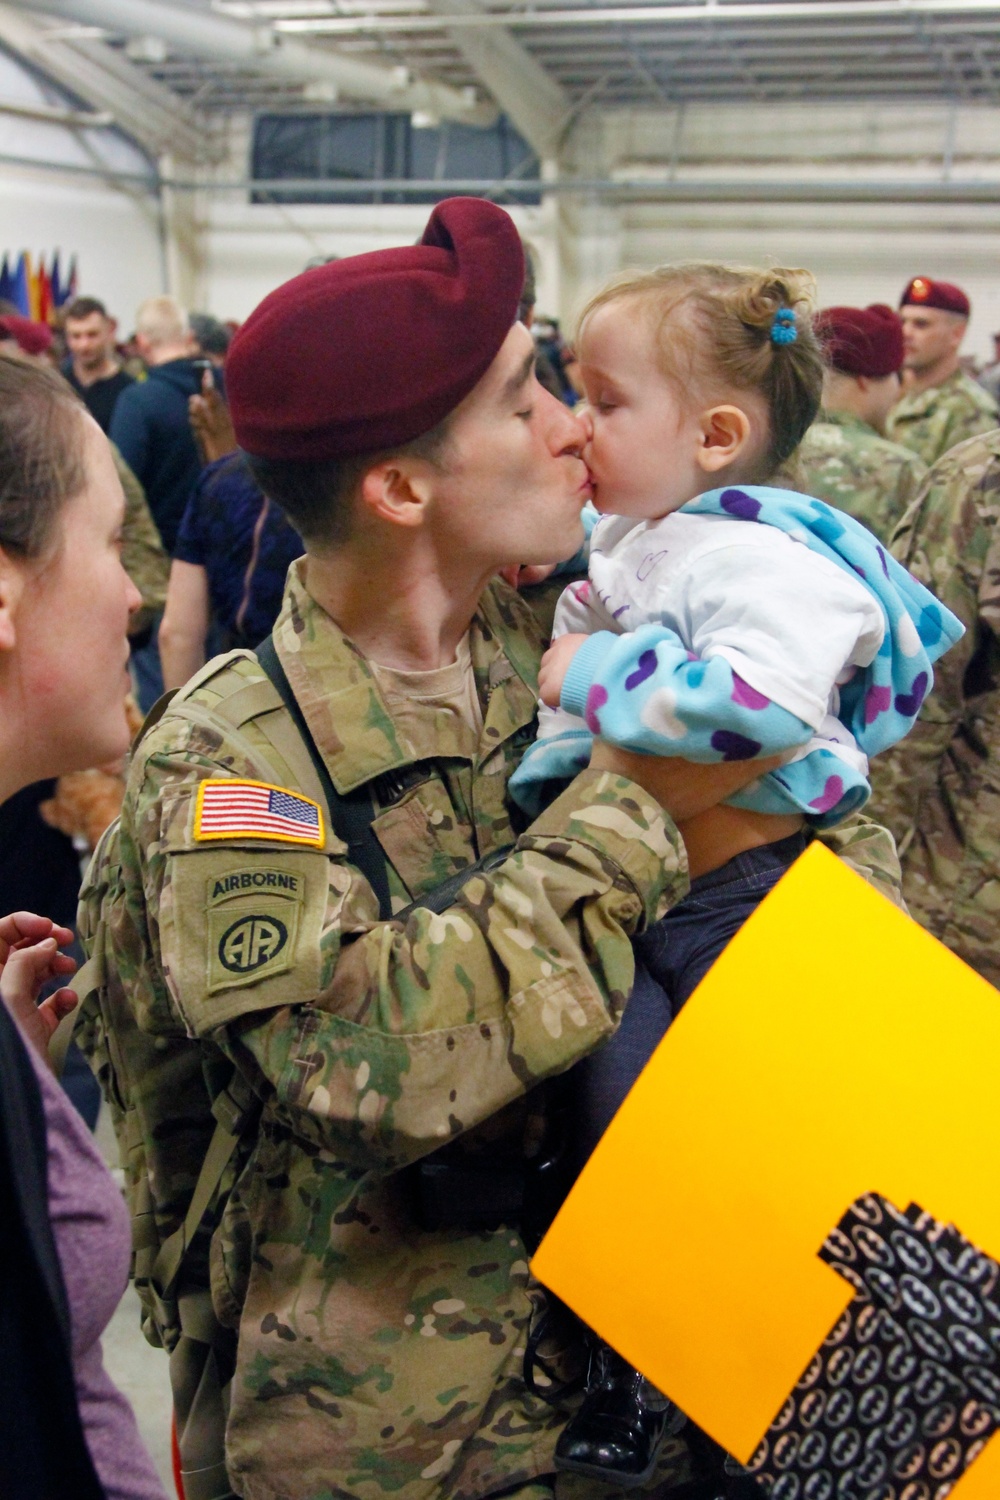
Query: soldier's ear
357 459 431 531
0 547 25 653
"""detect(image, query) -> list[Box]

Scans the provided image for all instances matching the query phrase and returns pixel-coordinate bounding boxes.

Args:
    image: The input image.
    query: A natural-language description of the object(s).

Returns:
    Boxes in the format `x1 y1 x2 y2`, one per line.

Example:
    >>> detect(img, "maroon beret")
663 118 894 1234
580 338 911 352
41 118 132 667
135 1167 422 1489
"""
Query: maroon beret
814 304 904 379
0 315 53 357
899 277 970 318
227 198 525 461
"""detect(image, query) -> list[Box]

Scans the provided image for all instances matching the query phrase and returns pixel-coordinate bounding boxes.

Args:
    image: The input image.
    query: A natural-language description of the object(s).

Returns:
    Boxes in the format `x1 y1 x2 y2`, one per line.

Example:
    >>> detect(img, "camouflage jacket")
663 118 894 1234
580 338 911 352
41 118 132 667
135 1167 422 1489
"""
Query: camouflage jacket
885 368 998 468
794 410 928 543
114 445 170 632
110 561 903 1500
868 427 1000 984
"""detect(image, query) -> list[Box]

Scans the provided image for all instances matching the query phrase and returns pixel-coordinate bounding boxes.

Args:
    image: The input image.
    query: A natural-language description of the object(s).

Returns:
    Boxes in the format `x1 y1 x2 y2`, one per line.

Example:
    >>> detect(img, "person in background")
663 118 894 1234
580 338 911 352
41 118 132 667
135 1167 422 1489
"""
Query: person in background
794 303 928 541
0 312 55 361
160 374 303 687
61 296 135 434
886 277 998 466
190 311 232 368
110 295 204 707
978 329 1000 405
109 295 203 554
869 426 1000 988
0 350 167 1499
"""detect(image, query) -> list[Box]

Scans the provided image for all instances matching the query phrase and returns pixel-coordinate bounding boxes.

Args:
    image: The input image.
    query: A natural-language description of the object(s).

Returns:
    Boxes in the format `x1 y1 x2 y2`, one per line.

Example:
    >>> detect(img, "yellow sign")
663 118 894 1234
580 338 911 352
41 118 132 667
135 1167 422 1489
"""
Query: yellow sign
531 842 1000 1494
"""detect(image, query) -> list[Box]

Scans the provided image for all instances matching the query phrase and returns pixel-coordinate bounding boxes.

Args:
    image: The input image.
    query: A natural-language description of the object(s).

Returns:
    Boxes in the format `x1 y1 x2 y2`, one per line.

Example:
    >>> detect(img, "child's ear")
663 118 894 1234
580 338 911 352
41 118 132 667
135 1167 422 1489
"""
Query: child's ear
695 404 753 474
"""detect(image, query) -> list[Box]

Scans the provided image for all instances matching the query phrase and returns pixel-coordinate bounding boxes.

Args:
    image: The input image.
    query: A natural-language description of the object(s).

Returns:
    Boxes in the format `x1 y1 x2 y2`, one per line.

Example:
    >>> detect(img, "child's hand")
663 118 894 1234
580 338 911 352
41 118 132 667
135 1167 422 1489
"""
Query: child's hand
538 634 588 708
0 919 78 1067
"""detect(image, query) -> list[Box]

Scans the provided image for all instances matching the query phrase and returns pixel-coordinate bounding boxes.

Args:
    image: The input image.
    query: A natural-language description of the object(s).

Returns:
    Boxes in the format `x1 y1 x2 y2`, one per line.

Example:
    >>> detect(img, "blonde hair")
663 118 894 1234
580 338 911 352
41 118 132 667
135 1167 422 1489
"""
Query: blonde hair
135 294 189 349
579 263 823 477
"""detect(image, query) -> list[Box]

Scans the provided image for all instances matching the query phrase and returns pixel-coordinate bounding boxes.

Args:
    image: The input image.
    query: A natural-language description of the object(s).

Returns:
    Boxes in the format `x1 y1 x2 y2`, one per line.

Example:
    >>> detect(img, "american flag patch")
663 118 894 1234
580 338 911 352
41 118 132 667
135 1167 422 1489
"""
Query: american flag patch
194 779 324 847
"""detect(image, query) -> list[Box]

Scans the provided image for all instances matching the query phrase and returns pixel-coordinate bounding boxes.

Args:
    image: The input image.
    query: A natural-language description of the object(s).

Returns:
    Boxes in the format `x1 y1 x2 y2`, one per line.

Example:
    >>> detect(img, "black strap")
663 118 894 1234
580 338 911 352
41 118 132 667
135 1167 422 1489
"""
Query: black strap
255 635 394 920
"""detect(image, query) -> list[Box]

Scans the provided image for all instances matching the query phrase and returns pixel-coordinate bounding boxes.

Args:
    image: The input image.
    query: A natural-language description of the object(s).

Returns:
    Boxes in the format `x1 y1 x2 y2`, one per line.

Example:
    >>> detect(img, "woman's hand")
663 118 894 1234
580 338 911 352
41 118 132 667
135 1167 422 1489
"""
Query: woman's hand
0 914 78 1066
588 742 784 825
538 633 588 708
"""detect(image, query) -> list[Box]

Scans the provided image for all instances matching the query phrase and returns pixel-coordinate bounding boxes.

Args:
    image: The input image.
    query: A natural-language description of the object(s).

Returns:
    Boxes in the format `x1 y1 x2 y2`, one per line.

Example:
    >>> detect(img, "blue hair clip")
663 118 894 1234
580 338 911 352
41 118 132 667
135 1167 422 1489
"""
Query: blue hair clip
771 307 797 345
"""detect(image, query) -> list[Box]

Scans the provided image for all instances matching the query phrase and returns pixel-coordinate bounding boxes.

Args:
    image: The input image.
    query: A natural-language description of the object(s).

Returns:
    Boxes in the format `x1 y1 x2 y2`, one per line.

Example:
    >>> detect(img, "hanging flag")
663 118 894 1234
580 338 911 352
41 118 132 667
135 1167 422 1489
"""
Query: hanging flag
26 253 42 321
65 254 78 303
0 254 11 306
12 252 30 316
37 260 52 325
50 251 62 309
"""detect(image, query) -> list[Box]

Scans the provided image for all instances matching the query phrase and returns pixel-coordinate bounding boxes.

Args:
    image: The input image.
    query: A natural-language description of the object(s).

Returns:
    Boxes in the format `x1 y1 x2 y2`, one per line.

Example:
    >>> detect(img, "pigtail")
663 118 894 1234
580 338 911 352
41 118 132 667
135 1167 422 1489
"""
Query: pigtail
720 268 824 468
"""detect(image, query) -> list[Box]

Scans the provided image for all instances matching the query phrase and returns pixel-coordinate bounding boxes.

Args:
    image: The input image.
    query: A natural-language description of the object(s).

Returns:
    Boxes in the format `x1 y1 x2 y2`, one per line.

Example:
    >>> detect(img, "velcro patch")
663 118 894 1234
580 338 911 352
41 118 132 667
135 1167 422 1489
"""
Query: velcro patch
194 779 324 847
207 867 305 993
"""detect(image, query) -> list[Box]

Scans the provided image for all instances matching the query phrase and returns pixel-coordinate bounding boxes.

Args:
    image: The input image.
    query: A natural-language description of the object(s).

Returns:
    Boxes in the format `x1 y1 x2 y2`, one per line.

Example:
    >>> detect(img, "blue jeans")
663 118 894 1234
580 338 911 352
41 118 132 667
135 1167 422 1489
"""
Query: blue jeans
574 831 807 1160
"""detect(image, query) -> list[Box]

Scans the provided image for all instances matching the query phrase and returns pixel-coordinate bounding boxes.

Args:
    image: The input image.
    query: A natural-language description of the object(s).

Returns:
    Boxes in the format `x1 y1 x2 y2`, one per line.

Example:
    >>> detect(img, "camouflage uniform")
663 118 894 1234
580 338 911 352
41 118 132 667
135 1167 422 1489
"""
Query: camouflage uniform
885 368 998 468
113 444 170 635
794 410 928 543
105 560 903 1500
868 427 1000 984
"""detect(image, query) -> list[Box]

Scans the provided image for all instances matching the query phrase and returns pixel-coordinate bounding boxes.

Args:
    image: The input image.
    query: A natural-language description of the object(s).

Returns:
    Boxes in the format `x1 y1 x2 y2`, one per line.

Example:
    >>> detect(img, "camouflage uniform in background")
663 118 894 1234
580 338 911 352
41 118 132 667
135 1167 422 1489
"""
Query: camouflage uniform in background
98 559 904 1500
868 427 1000 984
113 444 170 637
794 410 928 544
885 367 998 468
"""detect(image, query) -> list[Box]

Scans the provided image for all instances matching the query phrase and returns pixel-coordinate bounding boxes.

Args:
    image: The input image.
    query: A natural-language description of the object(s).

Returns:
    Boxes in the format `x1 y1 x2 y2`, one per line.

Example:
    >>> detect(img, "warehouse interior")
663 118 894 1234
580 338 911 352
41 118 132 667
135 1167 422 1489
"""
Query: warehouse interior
3 0 1000 351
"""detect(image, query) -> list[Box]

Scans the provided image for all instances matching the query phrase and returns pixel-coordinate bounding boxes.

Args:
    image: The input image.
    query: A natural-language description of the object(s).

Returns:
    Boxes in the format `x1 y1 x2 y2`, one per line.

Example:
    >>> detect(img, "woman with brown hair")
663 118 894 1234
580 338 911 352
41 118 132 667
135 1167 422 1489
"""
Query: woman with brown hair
0 350 167 1499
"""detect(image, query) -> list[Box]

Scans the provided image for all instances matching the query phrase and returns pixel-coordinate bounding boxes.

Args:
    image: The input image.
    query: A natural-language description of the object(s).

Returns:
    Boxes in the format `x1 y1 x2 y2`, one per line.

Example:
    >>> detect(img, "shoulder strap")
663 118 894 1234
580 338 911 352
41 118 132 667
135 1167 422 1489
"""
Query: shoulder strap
255 635 394 921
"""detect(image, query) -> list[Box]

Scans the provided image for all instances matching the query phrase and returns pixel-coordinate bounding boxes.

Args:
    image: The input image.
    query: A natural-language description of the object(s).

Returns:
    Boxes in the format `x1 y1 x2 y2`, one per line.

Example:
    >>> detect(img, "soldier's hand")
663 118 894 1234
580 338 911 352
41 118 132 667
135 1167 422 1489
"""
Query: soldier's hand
497 563 559 590
588 742 784 824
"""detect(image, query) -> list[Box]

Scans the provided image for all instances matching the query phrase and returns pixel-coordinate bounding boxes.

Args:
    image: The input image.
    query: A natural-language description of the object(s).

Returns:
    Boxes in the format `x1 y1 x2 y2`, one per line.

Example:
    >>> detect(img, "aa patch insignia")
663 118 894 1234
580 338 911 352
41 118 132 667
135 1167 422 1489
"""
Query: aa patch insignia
194 779 324 847
206 863 305 993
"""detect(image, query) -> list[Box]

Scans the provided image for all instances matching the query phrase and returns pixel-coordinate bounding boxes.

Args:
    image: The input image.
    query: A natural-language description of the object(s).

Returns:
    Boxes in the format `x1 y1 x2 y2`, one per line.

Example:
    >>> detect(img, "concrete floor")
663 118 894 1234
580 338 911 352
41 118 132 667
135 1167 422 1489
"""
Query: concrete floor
95 1105 177 1495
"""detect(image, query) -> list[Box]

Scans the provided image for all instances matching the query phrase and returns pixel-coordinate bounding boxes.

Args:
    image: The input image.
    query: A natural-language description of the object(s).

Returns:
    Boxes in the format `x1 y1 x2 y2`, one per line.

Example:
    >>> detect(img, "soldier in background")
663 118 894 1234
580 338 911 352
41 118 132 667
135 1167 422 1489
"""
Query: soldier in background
796 302 927 541
885 277 998 466
869 426 1000 984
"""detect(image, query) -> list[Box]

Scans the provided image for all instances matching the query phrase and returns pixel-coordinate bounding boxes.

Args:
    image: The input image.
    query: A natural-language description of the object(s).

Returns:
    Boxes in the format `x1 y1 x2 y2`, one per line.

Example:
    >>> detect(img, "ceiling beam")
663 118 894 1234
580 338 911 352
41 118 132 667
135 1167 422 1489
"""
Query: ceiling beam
275 1 1000 28
419 0 568 156
0 4 218 160
3 0 495 124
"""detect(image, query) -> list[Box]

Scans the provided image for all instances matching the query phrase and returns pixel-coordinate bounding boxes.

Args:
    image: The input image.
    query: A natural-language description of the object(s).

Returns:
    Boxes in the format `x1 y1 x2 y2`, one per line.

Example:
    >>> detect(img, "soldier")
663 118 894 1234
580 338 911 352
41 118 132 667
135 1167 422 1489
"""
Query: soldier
91 199 903 1500
794 303 927 542
885 277 998 466
869 426 1000 986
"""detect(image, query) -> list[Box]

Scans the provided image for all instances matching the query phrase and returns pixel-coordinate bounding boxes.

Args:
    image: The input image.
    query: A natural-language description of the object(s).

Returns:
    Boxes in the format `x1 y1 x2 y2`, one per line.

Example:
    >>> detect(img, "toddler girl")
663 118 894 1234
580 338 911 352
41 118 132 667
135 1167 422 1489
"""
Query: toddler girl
509 264 962 1489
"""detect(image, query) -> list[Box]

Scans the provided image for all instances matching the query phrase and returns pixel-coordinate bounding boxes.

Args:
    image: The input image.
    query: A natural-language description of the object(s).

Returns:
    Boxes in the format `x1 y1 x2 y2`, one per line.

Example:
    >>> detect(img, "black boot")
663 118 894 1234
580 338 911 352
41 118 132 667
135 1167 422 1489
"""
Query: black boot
554 1341 684 1488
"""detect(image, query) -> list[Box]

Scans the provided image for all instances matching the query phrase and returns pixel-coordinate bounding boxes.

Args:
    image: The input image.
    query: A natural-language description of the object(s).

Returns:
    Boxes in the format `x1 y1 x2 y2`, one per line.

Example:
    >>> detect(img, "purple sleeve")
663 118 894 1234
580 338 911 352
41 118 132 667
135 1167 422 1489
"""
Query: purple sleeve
26 1039 168 1500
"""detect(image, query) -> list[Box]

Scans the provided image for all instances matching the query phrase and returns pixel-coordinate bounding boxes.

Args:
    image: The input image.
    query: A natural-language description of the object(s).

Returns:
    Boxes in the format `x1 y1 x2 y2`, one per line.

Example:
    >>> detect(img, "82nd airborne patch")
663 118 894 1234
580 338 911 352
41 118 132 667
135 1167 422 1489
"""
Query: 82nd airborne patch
207 864 304 992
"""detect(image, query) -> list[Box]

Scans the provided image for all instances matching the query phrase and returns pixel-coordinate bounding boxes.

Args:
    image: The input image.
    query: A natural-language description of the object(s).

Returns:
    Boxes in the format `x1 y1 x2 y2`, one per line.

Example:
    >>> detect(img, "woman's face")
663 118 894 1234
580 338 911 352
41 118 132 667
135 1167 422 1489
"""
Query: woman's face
7 414 141 781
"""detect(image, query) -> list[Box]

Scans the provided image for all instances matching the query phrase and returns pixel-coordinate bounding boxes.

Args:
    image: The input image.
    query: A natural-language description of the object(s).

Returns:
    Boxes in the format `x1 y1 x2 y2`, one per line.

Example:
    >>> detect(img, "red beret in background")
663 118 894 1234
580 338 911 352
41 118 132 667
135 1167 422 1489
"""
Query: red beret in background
814 304 904 378
0 315 53 357
227 197 525 461
899 277 971 318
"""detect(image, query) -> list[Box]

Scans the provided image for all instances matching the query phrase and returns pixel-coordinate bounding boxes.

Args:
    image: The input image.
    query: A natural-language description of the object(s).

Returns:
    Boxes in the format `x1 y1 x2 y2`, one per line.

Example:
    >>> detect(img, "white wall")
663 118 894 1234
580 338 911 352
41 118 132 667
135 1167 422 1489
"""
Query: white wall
0 48 164 328
560 101 1000 361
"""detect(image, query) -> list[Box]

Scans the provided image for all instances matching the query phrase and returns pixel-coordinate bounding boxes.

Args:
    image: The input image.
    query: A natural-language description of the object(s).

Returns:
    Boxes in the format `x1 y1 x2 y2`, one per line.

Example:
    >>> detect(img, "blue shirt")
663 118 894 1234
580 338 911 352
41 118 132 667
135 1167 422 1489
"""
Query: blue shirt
173 456 303 650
